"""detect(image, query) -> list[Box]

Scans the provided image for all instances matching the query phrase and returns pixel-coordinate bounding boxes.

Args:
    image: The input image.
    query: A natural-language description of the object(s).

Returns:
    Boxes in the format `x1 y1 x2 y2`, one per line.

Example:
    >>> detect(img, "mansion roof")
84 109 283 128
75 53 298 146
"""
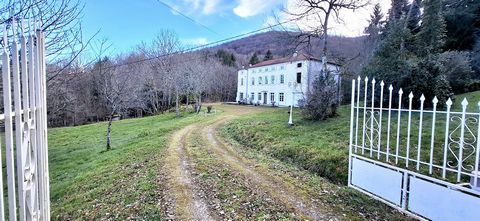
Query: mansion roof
247 52 339 69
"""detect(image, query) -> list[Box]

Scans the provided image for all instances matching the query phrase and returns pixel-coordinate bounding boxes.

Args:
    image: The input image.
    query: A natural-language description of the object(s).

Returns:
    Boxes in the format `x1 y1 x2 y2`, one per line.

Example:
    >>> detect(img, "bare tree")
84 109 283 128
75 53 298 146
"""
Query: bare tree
286 0 367 62
139 30 182 116
90 39 132 150
284 0 367 121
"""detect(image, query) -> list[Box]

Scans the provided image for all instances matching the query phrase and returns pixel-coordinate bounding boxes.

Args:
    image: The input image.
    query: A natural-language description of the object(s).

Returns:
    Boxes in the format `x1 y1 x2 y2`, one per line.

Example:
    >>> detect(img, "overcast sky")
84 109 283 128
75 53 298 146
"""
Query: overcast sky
82 0 392 55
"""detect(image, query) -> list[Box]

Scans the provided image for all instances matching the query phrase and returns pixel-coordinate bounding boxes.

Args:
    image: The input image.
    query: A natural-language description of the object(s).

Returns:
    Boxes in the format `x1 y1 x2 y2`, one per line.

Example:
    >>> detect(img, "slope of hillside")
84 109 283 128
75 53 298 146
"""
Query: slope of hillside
212 31 367 73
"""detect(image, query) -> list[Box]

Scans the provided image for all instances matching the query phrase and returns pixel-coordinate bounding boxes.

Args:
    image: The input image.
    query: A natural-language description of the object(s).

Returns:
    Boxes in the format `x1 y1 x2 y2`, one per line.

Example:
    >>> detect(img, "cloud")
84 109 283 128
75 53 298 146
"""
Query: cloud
233 0 280 18
185 0 201 10
275 0 391 37
167 0 222 16
202 0 220 15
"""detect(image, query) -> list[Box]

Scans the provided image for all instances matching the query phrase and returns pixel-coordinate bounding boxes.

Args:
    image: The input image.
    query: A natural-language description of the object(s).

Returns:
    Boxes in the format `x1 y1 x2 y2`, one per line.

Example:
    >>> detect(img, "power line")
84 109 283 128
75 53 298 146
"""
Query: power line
155 0 221 37
102 12 311 70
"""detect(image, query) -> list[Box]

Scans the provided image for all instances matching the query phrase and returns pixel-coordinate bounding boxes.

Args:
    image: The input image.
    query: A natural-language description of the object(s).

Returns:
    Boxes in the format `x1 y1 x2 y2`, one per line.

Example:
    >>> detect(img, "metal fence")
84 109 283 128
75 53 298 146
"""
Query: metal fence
348 77 480 220
0 20 50 220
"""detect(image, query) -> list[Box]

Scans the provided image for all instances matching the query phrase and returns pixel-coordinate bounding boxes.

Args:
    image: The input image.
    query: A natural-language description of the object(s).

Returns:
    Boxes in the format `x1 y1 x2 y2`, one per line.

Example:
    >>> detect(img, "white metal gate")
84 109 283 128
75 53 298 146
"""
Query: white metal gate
0 20 50 220
348 77 480 220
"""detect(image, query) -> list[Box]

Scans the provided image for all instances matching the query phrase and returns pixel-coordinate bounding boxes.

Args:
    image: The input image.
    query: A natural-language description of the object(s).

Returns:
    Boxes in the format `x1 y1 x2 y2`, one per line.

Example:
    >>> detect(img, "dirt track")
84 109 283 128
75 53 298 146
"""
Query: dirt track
160 105 340 220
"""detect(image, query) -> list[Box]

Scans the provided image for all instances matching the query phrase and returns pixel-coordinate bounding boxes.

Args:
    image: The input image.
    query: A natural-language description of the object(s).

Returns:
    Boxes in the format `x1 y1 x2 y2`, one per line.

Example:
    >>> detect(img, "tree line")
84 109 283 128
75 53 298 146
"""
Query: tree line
361 0 480 106
47 31 238 127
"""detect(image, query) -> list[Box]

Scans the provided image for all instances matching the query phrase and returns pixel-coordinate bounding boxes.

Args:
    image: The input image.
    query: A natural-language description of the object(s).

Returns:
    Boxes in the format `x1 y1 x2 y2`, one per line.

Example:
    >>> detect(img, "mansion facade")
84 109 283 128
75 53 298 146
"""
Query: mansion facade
236 52 341 107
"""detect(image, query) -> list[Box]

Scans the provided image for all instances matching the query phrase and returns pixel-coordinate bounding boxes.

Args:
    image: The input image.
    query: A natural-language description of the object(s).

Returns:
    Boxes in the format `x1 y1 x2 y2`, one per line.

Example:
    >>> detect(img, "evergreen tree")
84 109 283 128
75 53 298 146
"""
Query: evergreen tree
407 0 422 34
230 53 236 65
433 73 454 105
263 50 273 61
416 0 446 56
443 0 480 50
473 39 480 76
302 71 338 120
363 0 474 104
215 49 236 67
249 52 260 65
388 0 408 21
363 19 414 84
364 3 385 62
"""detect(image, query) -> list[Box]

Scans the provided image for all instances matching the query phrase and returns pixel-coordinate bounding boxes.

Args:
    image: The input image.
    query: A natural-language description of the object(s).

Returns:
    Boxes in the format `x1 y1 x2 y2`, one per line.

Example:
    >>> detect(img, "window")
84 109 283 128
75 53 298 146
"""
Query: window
270 93 275 102
259 68 262 72
279 93 284 102
259 76 262 85
240 93 244 100
251 92 254 100
252 69 256 73
297 62 302 68
280 66 285 70
241 78 244 86
296 72 302 83
271 75 275 84
265 76 268 84
258 93 262 101
280 74 285 84
251 77 255 85
265 68 268 72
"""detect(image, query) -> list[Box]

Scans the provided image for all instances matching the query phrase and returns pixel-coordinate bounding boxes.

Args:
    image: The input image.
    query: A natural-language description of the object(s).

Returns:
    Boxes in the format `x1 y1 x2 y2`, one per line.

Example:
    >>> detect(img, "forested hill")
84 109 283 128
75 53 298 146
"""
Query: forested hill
212 31 367 73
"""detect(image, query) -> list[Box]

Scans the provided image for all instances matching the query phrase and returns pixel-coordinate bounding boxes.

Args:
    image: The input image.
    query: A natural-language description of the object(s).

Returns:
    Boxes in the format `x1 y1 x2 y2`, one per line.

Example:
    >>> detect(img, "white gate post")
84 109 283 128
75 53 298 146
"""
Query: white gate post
348 79 356 186
0 20 50 221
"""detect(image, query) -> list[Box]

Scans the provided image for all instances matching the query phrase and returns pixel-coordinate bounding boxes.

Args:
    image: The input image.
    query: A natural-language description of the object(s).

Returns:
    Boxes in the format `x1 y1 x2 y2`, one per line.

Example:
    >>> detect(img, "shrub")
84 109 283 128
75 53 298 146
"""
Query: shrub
207 105 212 113
302 71 339 121
437 51 474 94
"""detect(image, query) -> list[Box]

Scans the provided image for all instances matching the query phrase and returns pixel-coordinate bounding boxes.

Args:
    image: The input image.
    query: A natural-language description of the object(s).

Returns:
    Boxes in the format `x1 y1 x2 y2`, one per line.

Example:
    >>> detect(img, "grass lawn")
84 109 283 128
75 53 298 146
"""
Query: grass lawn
221 90 480 184
49 111 214 220
222 106 351 184
46 91 480 219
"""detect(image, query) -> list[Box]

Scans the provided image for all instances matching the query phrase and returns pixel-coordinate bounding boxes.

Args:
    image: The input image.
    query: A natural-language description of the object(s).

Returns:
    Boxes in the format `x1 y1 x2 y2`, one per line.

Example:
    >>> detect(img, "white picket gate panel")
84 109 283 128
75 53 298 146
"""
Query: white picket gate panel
348 77 480 220
0 20 50 220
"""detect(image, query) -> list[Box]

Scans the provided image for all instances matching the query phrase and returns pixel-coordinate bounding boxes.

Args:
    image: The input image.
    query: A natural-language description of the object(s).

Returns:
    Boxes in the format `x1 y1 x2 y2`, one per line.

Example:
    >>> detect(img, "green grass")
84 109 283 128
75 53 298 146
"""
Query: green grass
454 90 480 112
221 106 351 184
49 111 213 220
46 91 480 218
221 91 480 185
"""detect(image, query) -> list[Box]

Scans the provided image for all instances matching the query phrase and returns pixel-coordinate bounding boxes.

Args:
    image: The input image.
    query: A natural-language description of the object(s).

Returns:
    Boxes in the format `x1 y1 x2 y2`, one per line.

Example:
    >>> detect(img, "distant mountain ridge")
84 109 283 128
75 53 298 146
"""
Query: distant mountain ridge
210 31 367 73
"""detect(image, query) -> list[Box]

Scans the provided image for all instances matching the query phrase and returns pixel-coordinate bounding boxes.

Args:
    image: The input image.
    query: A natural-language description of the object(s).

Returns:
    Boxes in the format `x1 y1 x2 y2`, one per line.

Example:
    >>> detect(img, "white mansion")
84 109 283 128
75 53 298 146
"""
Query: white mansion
236 52 341 107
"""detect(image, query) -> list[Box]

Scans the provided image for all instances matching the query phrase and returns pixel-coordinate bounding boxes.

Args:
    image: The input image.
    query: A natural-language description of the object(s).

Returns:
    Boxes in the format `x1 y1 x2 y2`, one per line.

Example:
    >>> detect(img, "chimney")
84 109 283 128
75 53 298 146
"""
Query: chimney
293 51 298 57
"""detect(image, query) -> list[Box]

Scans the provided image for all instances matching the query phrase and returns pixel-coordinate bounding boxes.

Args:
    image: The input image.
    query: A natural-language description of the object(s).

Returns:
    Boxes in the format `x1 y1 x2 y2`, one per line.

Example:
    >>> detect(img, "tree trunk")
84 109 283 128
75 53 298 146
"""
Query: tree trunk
175 92 180 117
196 94 202 114
321 9 331 75
106 115 113 151
186 95 189 112
322 9 330 58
